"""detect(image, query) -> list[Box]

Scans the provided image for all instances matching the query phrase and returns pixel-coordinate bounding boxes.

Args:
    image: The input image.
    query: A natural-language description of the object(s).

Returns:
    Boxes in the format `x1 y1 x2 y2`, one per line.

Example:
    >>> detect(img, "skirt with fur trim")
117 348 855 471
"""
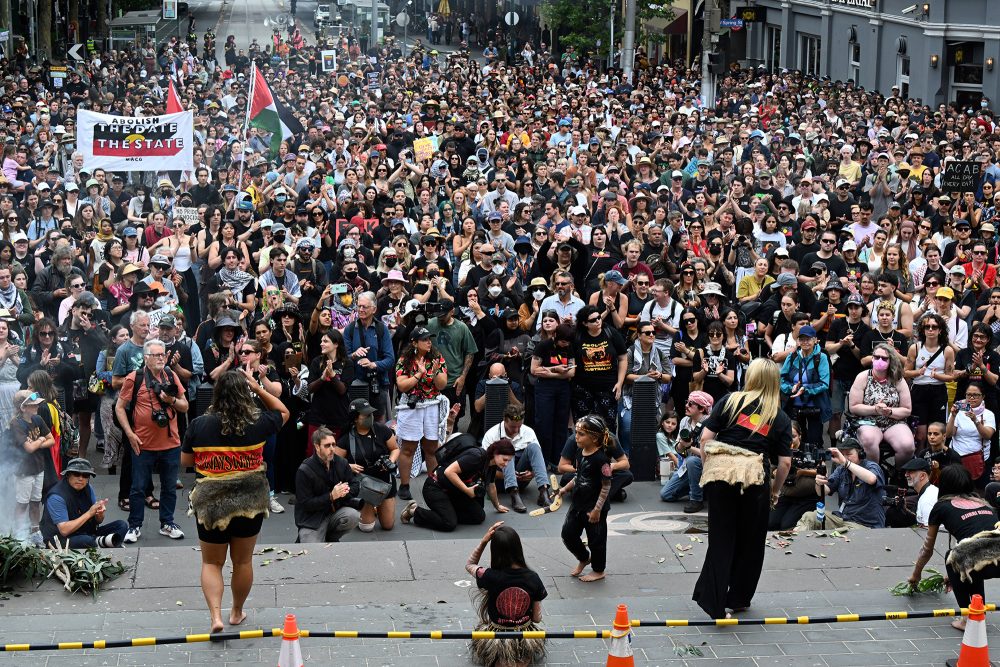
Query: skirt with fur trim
469 620 546 666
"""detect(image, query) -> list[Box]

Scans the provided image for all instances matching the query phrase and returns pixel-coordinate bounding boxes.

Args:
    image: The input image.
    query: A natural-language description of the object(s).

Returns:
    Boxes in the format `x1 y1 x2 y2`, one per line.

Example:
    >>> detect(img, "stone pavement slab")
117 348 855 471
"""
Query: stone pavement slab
3 530 1000 665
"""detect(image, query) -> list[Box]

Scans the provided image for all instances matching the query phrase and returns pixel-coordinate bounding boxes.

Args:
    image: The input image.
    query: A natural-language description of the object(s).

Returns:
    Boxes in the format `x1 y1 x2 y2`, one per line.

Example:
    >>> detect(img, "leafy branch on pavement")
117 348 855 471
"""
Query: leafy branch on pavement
0 535 128 598
889 569 945 596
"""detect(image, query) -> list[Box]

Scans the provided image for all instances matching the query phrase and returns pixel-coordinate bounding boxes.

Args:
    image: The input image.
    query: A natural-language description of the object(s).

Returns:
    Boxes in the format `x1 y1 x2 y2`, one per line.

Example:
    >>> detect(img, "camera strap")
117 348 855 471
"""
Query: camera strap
143 368 177 439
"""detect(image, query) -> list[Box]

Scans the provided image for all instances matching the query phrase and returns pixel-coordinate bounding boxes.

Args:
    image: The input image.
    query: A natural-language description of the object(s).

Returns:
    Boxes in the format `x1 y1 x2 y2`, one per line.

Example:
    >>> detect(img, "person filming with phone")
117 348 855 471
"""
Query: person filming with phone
946 381 996 487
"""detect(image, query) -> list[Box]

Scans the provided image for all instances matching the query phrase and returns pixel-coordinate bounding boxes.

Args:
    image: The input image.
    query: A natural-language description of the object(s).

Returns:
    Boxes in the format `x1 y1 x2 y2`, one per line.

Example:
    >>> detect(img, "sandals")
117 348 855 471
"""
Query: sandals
144 495 160 510
118 498 130 512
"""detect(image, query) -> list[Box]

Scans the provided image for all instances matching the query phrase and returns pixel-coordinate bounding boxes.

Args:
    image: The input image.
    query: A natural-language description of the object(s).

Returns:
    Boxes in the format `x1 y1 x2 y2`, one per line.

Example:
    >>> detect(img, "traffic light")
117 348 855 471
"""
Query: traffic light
708 51 725 74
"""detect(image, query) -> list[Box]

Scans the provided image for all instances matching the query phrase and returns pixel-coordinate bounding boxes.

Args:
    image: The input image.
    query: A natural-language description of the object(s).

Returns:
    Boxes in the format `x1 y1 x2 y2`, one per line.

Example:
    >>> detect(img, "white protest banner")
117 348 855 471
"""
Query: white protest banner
78 110 194 172
172 206 200 227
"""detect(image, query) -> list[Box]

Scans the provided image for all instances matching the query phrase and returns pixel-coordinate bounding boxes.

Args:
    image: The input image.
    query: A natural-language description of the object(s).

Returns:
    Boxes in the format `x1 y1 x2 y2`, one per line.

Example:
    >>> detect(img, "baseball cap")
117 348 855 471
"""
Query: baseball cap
10 232 27 243
798 325 818 338
410 326 433 341
772 273 797 288
801 219 817 230
350 398 377 415
123 226 138 237
842 240 858 251
846 294 865 307
901 458 930 472
158 314 177 329
150 254 171 266
936 286 956 300
949 265 967 276
603 270 627 285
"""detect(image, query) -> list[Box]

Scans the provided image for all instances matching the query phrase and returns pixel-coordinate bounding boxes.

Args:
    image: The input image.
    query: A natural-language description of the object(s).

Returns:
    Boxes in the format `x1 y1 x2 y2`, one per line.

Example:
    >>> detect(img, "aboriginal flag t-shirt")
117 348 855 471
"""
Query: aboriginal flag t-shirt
701 396 794 460
182 409 283 477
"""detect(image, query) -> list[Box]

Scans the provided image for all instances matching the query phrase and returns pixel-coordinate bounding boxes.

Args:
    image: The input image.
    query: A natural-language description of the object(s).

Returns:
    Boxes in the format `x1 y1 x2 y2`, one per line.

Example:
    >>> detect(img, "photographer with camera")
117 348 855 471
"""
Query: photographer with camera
116 338 189 544
400 437 516 532
334 399 400 533
344 291 395 419
794 439 885 531
660 390 713 513
58 293 106 459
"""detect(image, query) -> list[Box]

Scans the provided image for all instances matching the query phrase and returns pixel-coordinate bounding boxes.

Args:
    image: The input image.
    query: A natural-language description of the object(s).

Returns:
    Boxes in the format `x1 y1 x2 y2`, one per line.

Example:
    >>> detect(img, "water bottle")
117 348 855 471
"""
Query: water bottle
816 501 826 528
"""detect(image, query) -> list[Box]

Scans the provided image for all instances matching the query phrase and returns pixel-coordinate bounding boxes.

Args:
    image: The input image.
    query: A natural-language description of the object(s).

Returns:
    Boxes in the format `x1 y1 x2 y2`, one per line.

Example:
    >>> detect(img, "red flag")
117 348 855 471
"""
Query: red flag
166 79 183 114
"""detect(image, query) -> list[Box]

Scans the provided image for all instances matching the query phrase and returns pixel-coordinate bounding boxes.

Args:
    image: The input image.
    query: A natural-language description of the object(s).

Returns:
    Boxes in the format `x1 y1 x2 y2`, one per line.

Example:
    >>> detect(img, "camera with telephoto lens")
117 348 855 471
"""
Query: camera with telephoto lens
785 442 831 484
150 379 179 398
375 454 398 475
470 481 487 499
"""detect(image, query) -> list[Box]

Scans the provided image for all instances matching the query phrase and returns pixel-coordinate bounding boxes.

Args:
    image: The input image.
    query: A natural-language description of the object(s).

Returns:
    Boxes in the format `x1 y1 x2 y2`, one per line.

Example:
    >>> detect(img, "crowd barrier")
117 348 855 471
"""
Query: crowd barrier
0 603 995 651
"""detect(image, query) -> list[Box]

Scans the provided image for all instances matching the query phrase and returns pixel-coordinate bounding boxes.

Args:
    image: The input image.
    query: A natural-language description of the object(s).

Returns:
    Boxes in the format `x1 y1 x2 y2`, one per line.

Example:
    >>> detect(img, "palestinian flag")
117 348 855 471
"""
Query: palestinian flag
166 79 183 114
249 66 303 157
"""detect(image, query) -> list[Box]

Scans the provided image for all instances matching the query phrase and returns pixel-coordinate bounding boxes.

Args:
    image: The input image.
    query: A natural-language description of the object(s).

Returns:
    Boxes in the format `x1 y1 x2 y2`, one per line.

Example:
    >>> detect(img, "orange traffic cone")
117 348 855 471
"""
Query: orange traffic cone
277 613 304 667
946 595 996 667
606 604 634 667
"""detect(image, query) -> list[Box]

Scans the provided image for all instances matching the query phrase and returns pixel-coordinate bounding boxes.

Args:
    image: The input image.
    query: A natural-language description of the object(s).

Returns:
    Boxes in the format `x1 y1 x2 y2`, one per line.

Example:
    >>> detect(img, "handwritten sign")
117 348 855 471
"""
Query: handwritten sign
172 206 200 227
413 137 436 162
941 161 984 193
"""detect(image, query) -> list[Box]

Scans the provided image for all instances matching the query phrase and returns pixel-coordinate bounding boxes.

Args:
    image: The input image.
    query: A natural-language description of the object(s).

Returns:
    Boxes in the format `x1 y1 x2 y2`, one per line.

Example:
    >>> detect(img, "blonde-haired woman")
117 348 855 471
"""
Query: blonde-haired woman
692 357 793 619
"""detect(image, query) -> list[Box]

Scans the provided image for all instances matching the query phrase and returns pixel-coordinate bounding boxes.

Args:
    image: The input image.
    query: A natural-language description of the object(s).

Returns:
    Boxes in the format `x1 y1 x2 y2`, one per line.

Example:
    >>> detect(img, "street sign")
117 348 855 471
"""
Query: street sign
68 43 84 61
395 12 410 27
505 11 519 26
720 18 744 28
941 161 984 193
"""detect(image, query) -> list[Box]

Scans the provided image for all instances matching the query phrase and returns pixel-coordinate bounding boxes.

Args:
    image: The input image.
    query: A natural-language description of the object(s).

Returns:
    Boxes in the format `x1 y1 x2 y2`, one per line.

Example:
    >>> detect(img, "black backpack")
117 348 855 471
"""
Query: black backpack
434 433 481 472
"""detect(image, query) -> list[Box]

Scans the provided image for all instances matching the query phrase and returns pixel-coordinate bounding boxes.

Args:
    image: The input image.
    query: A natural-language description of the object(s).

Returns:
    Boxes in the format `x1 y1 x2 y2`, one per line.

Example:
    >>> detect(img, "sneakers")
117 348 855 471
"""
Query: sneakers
400 500 418 524
683 501 705 514
398 484 412 501
269 495 285 514
159 523 185 539
124 528 141 543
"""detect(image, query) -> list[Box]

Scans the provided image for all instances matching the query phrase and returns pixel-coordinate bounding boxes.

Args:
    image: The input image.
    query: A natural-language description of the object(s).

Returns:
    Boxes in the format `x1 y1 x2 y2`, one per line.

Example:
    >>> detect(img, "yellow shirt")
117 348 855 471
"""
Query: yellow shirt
738 273 774 299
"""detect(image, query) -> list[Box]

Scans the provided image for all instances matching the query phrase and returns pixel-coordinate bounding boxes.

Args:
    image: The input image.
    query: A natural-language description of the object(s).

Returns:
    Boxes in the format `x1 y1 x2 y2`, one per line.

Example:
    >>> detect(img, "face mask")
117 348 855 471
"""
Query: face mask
276 195 287 204
427 270 439 279
343 248 356 258
492 264 504 275
343 271 357 280
872 358 889 372
709 245 721 255
358 414 374 429
532 289 546 300
488 286 502 298
385 257 397 267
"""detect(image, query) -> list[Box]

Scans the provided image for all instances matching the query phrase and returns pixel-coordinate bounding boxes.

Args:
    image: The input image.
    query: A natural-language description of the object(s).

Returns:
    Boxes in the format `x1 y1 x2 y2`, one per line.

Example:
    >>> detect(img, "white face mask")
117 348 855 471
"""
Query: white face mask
532 289 546 300
492 264 504 275
488 286 502 298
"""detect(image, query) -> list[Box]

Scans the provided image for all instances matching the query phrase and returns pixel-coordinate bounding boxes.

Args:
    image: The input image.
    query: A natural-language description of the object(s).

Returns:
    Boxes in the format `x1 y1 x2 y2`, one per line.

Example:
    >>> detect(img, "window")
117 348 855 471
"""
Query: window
896 55 910 98
799 34 821 76
849 41 861 85
765 26 781 70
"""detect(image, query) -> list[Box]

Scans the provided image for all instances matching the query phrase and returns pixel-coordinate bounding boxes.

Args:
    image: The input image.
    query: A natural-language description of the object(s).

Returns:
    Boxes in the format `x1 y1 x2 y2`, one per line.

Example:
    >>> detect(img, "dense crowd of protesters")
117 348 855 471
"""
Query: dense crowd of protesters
5 16 1000 558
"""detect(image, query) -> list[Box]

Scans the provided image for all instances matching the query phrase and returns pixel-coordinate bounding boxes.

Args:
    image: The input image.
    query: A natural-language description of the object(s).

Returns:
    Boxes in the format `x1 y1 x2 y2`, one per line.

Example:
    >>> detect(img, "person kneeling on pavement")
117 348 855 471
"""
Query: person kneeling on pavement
401 436 515 531
295 427 361 543
660 391 714 513
795 438 885 531
40 457 128 548
481 403 554 513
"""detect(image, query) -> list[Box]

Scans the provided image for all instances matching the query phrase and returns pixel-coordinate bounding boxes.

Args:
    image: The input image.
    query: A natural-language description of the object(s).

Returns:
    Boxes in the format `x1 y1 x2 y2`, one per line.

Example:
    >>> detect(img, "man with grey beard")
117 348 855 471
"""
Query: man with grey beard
31 245 84 320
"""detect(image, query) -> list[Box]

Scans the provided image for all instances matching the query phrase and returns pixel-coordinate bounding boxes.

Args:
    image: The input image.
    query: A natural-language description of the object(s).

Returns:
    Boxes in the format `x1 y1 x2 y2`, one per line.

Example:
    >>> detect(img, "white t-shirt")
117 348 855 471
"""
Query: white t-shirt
640 299 682 355
916 484 939 527
770 333 797 359
951 408 996 458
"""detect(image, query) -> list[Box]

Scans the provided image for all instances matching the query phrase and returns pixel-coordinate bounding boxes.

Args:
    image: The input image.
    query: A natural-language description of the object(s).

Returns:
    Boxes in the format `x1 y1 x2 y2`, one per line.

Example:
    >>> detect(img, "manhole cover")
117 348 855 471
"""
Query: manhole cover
607 511 693 535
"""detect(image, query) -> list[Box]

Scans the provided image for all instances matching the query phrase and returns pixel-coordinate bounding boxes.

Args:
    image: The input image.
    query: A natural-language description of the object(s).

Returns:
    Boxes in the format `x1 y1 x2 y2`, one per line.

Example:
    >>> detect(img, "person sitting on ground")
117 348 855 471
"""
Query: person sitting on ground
481 403 553 512
295 427 361 543
660 390 714 513
39 457 127 548
795 438 885 530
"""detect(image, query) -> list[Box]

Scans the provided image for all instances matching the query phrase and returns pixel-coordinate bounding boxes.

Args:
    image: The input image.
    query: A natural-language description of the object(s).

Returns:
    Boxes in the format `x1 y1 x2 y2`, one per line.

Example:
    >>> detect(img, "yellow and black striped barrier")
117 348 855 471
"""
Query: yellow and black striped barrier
629 604 998 627
1 605 995 651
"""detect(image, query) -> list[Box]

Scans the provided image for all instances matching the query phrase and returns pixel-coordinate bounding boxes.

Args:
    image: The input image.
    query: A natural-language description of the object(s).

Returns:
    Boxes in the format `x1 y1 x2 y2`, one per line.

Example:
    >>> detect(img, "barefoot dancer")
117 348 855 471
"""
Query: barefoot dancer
182 370 289 632
559 415 613 583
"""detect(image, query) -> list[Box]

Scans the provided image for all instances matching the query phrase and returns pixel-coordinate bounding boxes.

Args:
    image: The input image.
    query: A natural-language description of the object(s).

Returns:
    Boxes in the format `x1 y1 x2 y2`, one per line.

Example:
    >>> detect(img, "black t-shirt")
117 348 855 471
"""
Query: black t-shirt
305 357 354 425
575 328 626 389
928 497 998 538
11 414 51 477
475 567 548 626
789 241 820 265
827 318 870 381
336 423 394 482
801 252 848 279
182 410 283 477
532 339 573 370
569 447 612 511
702 396 793 460
859 327 909 359
694 346 735 401
436 446 495 494
956 347 1000 405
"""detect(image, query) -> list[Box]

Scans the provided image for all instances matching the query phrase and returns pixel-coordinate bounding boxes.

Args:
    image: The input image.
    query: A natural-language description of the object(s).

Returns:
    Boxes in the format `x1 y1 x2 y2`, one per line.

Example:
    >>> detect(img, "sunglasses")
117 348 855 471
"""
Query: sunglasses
586 317 601 324
872 355 890 361
38 331 53 337
683 318 697 324
239 349 255 355
19 392 41 409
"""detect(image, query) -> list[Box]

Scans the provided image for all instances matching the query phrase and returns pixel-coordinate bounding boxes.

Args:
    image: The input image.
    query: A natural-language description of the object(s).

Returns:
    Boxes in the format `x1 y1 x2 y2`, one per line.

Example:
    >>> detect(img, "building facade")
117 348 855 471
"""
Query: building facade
739 0 1000 107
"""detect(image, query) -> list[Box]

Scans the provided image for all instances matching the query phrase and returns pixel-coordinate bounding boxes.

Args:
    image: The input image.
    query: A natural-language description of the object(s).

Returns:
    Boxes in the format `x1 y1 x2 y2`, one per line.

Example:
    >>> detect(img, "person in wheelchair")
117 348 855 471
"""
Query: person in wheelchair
847 342 915 467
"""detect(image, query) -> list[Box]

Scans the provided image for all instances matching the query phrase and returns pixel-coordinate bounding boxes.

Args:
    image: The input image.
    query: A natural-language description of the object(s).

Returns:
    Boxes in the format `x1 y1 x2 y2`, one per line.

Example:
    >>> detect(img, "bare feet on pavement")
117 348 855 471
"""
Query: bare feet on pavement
570 559 590 577
579 571 605 582
230 610 247 626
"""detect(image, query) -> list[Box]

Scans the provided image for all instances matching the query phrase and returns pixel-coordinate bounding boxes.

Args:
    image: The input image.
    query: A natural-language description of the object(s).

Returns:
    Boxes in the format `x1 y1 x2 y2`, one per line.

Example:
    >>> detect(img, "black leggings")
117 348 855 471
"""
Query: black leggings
561 505 610 572
413 477 485 532
946 552 1000 608
693 481 770 619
